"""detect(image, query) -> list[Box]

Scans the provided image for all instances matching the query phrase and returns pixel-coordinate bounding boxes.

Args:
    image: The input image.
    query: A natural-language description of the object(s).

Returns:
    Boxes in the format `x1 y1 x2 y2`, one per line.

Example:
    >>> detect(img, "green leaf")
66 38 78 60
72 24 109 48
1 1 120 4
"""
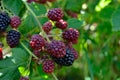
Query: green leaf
111 6 120 31
99 6 115 20
12 46 29 67
19 12 38 35
67 18 83 29
3 0 24 15
0 57 20 80
29 3 47 16
65 0 84 12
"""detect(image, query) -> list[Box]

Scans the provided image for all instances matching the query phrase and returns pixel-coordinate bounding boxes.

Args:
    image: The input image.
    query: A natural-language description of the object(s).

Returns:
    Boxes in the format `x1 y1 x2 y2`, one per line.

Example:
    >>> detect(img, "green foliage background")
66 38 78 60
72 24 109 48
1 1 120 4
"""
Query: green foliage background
0 0 120 80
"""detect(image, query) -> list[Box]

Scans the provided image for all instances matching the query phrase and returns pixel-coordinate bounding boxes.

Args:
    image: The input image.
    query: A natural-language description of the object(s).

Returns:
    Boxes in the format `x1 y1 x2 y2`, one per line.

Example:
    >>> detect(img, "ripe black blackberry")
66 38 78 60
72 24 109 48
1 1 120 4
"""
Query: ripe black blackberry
6 30 21 48
51 48 74 66
42 21 52 34
46 40 66 58
0 12 10 32
30 34 45 50
42 60 54 73
55 19 68 30
62 28 79 43
19 76 29 80
47 8 63 21
10 16 21 28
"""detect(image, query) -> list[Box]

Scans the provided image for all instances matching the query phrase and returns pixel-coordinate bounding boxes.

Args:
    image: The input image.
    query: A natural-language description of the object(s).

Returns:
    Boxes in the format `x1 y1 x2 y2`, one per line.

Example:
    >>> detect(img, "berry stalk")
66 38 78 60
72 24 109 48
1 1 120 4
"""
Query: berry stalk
22 1 50 42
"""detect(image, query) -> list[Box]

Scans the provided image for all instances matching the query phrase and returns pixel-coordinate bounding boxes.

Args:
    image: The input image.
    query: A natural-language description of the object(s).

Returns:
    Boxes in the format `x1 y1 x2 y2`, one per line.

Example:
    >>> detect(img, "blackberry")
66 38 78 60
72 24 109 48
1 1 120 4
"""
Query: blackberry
42 60 54 73
27 0 35 3
47 0 56 2
10 16 21 28
6 30 20 48
55 19 68 30
34 0 47 4
33 49 41 57
62 28 79 42
0 12 10 32
0 48 3 60
42 21 52 34
68 47 78 60
52 48 74 66
19 76 29 80
46 40 66 58
47 8 63 21
30 34 45 50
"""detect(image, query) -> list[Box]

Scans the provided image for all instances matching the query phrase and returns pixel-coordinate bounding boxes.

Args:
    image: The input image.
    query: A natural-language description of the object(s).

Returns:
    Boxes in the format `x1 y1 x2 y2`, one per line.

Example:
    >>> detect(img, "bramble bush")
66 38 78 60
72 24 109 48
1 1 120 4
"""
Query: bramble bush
0 0 120 80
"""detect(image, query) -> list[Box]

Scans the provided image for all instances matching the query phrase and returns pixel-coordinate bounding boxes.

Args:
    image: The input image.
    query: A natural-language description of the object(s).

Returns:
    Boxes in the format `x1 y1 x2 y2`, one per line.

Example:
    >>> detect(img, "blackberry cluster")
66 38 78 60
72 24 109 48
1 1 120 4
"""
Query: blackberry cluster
51 48 74 66
6 30 21 48
0 12 10 32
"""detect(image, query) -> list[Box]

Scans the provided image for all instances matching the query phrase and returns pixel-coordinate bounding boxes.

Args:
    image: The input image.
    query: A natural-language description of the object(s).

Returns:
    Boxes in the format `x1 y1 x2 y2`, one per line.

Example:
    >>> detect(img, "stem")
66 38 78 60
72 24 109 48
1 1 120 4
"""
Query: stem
20 41 38 59
52 73 59 80
23 1 50 42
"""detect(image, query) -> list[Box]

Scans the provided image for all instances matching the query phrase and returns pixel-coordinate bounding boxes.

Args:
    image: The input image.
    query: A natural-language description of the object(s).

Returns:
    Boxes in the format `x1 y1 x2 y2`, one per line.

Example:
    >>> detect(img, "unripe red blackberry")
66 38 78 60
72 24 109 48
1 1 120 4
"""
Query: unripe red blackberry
19 76 29 80
10 16 21 28
30 34 45 50
46 40 66 58
0 48 3 60
62 28 79 42
51 48 74 66
47 0 56 2
33 49 41 57
42 60 54 73
47 8 64 21
42 21 52 34
27 0 34 3
0 12 10 32
55 19 68 30
6 30 21 48
34 0 47 4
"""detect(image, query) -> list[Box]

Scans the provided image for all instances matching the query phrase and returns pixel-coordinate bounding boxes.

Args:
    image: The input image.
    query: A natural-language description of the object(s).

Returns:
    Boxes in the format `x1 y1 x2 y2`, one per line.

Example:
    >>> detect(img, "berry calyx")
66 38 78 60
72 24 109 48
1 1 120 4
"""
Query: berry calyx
10 16 21 28
0 48 3 60
46 40 66 58
51 47 74 66
55 19 68 30
6 30 21 48
0 12 10 32
62 28 79 43
42 60 54 73
47 0 56 2
30 34 45 50
42 21 52 34
47 8 64 21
